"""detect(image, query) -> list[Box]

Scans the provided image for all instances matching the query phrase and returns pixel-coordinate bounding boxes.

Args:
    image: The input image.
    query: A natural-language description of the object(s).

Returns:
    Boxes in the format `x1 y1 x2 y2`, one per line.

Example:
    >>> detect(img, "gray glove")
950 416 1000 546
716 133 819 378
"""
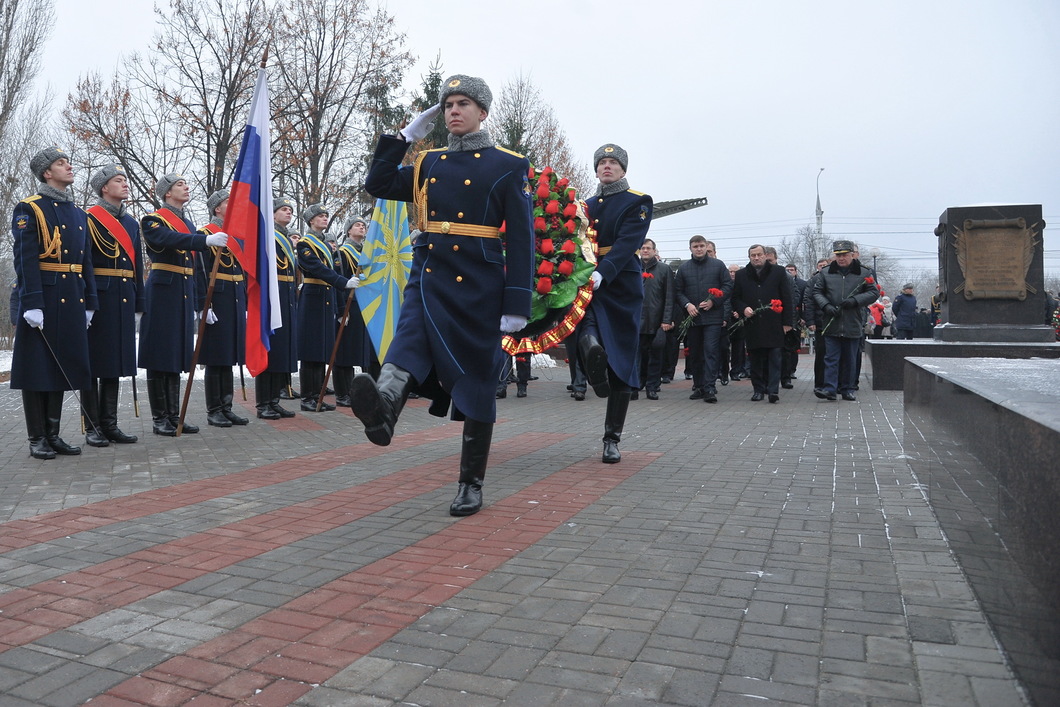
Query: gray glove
204 308 218 325
24 308 43 329
205 231 229 248
499 314 527 333
86 310 95 329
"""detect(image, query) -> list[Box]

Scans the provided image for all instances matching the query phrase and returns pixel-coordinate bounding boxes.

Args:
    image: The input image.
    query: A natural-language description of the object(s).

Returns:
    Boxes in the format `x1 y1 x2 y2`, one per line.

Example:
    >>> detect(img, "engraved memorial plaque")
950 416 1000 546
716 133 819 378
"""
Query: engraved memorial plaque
953 217 1038 301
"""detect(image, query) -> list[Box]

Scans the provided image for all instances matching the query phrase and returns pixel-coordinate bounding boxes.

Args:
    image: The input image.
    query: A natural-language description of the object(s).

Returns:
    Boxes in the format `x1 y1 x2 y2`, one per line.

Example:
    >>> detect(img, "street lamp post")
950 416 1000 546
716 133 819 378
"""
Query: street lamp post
815 168 824 239
871 247 881 279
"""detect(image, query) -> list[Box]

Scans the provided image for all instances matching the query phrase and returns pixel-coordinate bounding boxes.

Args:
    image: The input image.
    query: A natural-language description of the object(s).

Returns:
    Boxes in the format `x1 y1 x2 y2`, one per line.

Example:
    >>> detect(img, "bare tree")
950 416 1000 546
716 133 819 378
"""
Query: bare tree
271 0 412 215
0 0 53 144
488 73 593 195
778 225 831 275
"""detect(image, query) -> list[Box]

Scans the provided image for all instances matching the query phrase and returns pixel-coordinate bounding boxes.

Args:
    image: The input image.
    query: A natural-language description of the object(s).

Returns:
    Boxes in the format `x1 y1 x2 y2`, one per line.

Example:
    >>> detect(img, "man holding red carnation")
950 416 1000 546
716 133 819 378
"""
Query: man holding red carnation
675 235 732 403
732 244 794 403
810 240 880 401
577 143 653 464
353 74 534 517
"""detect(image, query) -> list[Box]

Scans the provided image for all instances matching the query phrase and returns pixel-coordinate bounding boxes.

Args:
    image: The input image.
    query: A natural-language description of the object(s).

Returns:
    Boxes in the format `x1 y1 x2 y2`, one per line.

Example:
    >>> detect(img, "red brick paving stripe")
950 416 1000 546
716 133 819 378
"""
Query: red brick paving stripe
103 451 660 705
0 432 571 655
0 422 463 552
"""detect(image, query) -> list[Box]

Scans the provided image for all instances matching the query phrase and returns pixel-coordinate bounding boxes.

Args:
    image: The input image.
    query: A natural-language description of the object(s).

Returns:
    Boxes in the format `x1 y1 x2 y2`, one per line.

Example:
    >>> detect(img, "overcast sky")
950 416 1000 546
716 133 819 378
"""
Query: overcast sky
39 0 1060 279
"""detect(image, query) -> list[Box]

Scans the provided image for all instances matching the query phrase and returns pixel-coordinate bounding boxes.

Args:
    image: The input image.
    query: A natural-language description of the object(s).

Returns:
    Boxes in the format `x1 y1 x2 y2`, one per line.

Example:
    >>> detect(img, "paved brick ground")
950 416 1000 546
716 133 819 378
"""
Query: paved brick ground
0 363 1028 706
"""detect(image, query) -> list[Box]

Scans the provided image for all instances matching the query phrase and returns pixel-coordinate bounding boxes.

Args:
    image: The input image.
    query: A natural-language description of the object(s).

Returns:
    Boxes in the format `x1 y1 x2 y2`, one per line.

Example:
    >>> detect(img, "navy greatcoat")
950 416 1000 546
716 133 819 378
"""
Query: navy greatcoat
195 224 247 366
138 207 210 373
10 193 98 390
264 230 298 373
335 242 376 369
85 205 144 378
584 187 653 388
296 232 348 364
364 134 534 423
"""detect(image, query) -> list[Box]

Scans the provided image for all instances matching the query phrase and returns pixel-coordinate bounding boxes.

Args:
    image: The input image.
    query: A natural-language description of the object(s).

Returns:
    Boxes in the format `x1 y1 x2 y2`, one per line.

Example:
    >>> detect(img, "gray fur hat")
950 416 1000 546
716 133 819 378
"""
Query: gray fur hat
594 144 628 171
302 203 328 225
832 239 855 254
344 214 368 232
206 189 230 216
273 195 296 213
439 74 492 112
155 172 185 201
89 163 126 196
30 147 68 182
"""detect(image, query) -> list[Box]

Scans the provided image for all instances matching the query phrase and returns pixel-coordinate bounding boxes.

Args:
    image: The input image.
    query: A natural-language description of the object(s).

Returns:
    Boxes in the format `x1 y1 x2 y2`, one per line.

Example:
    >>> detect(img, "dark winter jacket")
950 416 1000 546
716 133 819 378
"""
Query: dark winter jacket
811 259 880 338
639 258 674 333
891 292 917 331
731 261 794 350
674 254 731 327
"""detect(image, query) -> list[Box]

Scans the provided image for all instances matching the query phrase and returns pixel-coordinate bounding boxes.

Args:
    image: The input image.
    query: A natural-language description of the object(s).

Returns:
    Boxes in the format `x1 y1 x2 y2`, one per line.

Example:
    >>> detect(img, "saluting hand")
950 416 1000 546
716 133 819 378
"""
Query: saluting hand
400 104 442 143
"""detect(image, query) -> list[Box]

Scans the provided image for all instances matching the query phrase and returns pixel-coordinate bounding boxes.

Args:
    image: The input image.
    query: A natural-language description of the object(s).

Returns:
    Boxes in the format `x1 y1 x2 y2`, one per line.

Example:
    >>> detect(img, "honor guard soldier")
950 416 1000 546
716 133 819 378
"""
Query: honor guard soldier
10 147 99 459
354 74 534 517
296 203 357 411
197 189 249 427
332 214 376 406
139 174 229 435
578 143 653 463
82 163 144 446
255 196 300 419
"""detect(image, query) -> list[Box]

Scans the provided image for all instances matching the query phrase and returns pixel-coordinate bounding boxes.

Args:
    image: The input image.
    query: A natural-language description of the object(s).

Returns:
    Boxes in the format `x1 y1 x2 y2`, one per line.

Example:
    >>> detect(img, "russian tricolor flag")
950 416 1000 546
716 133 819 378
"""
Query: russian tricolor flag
223 67 280 376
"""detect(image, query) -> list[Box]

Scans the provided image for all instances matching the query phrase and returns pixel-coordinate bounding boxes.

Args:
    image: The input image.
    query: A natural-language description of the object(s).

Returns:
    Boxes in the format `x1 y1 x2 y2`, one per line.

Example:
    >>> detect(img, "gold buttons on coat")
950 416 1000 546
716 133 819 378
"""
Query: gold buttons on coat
457 212 464 218
452 245 459 251
428 243 434 249
60 298 66 303
426 267 432 273
474 153 481 158
440 154 447 160
430 177 437 183
464 179 471 186
430 210 436 216
456 276 463 282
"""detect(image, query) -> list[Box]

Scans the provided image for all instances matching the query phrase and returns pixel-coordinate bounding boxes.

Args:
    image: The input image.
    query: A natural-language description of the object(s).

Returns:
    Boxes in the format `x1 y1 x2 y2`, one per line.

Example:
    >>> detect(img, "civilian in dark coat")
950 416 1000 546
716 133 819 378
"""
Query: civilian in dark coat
674 236 731 402
731 245 794 402
891 284 917 339
781 263 808 387
82 164 144 447
11 147 99 459
636 239 673 399
140 173 229 436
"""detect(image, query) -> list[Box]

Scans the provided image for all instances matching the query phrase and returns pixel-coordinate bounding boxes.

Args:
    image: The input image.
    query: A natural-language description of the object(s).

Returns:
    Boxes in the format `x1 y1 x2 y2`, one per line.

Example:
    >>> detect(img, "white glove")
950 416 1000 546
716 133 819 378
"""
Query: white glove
135 312 143 331
590 271 603 291
86 310 95 329
345 277 359 289
204 308 218 325
205 231 229 248
499 314 528 333
400 104 442 143
24 308 44 329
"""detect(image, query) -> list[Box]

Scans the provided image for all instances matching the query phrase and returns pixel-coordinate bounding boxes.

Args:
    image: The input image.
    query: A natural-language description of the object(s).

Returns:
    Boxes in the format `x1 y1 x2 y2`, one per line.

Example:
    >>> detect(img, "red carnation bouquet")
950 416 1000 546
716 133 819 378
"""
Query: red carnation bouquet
729 299 783 333
501 166 597 355
676 287 728 339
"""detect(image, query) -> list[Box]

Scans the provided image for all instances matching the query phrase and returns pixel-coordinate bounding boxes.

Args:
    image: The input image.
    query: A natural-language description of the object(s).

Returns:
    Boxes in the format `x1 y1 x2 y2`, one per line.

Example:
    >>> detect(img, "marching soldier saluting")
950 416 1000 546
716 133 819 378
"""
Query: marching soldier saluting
139 174 229 435
82 163 144 446
254 196 300 419
296 203 357 412
10 147 99 459
353 74 535 517
197 189 249 427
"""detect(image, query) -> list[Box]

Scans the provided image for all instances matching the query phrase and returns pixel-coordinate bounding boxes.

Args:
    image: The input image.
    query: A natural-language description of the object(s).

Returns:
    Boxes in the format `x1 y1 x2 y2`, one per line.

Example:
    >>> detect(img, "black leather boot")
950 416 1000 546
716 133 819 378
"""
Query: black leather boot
219 367 248 425
334 367 352 407
147 375 176 436
99 378 137 443
349 363 414 446
270 372 296 418
256 373 280 419
602 389 631 464
300 363 334 411
578 333 610 398
167 373 198 433
24 390 55 459
82 380 110 448
450 418 493 517
205 366 232 427
45 391 81 455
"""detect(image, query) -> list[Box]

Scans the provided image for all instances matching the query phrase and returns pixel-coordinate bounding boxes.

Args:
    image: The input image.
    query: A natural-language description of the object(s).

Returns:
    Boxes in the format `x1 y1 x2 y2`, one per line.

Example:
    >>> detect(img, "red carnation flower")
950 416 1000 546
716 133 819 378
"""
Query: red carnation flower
542 166 554 176
556 177 569 189
643 272 654 279
537 260 555 276
527 167 536 179
536 277 552 295
536 184 550 199
562 202 578 218
770 299 783 313
709 288 724 298
534 216 546 232
558 260 574 276
544 200 560 215
561 239 576 254
564 220 576 235
566 188 576 201
864 277 875 285
539 238 555 255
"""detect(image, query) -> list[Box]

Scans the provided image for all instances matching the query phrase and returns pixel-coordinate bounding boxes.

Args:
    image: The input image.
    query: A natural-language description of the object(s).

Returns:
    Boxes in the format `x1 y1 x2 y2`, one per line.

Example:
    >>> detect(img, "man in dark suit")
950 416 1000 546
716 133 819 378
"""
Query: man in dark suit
732 244 794 403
